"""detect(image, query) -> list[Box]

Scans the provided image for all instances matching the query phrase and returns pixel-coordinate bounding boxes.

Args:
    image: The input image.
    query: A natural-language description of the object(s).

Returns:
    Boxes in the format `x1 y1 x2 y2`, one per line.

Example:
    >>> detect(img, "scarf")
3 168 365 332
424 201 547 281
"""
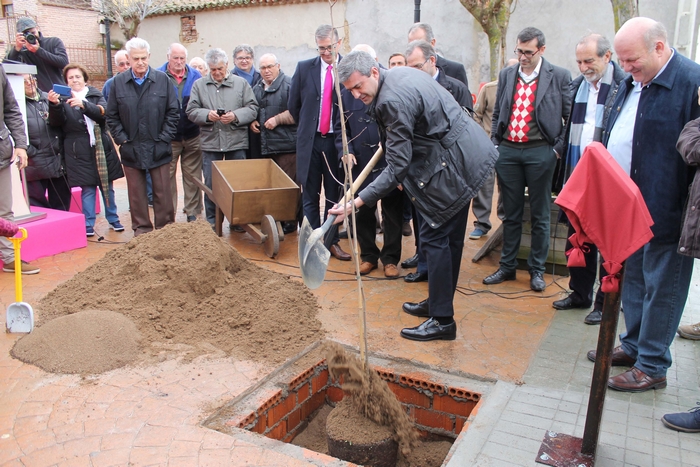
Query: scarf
76 87 110 206
234 66 255 85
562 62 615 184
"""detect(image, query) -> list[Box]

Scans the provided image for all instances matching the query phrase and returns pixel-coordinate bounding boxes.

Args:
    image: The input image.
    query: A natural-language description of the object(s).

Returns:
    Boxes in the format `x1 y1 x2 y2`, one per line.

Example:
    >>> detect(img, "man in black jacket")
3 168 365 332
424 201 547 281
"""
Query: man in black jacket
483 27 571 292
407 23 470 92
106 37 179 236
6 17 68 93
251 53 299 233
332 51 498 341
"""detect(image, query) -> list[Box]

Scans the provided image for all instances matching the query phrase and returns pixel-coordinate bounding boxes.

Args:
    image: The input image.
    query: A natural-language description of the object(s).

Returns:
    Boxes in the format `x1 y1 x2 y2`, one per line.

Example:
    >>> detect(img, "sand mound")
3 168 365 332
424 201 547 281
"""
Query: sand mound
11 310 142 374
19 221 323 373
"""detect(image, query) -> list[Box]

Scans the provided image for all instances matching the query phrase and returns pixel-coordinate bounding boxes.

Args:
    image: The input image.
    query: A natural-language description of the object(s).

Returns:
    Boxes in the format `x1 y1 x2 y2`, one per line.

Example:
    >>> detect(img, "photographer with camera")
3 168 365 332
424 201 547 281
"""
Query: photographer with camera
6 18 69 93
186 48 258 229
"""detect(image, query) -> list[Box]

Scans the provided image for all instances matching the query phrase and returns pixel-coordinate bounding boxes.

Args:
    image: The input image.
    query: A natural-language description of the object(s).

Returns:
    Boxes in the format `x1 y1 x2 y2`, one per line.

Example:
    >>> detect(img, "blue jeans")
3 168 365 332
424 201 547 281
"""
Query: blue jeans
620 241 694 377
202 150 246 224
82 183 119 227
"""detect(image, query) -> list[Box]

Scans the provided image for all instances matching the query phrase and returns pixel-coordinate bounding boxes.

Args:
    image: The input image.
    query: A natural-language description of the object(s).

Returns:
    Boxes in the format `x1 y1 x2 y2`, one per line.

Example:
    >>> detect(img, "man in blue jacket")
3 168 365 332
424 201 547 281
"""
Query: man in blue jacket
158 43 203 223
586 17 700 393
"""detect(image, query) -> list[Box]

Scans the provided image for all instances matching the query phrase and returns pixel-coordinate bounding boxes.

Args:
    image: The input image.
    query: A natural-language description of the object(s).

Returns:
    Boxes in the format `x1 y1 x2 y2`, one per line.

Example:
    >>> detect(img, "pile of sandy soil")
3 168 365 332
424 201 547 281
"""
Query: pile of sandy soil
12 221 324 374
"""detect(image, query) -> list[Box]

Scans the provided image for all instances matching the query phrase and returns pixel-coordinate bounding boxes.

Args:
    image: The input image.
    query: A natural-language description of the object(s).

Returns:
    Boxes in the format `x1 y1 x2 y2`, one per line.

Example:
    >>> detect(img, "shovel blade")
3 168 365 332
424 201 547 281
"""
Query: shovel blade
299 216 334 289
6 302 34 333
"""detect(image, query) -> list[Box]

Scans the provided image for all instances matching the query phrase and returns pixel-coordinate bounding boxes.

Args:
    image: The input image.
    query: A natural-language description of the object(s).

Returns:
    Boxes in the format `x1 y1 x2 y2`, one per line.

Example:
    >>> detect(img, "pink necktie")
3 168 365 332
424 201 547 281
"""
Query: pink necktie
320 65 333 135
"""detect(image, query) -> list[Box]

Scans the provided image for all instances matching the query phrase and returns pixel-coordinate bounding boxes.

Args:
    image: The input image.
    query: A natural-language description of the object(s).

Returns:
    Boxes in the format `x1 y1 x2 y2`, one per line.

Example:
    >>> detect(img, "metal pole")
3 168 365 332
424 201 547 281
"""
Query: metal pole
581 266 625 456
105 19 113 78
414 0 421 23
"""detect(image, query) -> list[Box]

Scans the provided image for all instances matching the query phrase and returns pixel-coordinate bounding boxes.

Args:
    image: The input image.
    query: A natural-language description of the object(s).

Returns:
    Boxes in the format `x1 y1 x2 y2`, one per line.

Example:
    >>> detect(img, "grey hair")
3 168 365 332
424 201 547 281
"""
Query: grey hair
643 21 668 52
167 43 188 58
517 27 546 48
125 37 150 54
258 53 278 64
114 49 128 63
189 56 207 69
352 44 377 59
337 50 376 83
205 48 229 67
233 44 254 59
405 40 436 61
315 24 339 43
408 22 434 42
578 33 611 57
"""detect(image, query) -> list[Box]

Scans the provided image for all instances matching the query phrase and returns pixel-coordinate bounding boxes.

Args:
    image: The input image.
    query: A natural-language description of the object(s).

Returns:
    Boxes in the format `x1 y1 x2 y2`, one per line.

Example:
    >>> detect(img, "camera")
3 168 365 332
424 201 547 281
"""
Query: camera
23 32 37 45
216 108 226 116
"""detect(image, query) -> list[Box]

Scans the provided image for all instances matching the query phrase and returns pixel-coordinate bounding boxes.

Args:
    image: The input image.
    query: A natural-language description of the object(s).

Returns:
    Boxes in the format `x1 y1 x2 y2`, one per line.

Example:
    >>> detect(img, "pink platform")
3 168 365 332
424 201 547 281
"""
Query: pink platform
19 207 87 261
69 187 100 214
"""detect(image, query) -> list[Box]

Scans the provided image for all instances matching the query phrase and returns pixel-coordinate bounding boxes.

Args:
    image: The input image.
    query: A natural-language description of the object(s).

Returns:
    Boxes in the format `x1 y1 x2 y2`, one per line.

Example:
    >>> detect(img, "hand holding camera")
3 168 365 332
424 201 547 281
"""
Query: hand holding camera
14 31 39 53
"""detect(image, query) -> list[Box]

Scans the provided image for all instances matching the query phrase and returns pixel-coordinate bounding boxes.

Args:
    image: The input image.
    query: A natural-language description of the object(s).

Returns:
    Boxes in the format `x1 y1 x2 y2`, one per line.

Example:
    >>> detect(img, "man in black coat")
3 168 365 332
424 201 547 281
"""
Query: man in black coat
106 38 179 236
332 51 498 341
407 23 470 94
483 27 571 292
288 24 351 261
6 17 68 93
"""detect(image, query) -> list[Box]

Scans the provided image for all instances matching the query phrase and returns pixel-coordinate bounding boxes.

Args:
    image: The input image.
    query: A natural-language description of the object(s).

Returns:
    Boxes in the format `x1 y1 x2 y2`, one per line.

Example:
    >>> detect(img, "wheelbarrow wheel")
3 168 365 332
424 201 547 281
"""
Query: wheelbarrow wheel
261 215 279 258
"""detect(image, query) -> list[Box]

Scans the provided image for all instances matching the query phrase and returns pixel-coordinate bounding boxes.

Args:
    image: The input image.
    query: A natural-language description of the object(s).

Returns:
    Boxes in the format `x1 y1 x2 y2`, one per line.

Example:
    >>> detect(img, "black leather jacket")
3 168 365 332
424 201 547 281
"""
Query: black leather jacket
253 72 297 155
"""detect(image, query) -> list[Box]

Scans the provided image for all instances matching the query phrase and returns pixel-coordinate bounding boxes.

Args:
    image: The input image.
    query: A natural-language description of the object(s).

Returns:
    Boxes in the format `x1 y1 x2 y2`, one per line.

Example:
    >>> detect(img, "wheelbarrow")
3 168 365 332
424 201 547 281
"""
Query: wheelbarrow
186 159 300 258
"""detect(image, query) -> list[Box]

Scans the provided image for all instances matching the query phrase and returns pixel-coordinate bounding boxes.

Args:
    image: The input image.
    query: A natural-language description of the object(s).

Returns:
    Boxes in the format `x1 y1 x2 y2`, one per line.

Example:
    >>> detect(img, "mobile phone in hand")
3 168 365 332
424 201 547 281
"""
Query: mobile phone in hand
53 84 72 97
217 108 226 116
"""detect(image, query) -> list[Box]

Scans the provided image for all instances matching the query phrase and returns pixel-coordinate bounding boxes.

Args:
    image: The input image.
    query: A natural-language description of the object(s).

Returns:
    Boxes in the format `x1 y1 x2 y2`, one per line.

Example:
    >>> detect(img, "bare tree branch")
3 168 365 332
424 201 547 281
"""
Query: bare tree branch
98 0 168 40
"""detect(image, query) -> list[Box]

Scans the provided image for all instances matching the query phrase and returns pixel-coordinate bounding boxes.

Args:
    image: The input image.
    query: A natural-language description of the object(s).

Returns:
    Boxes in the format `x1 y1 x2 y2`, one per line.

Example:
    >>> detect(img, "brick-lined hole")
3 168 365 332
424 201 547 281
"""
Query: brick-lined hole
231 360 482 451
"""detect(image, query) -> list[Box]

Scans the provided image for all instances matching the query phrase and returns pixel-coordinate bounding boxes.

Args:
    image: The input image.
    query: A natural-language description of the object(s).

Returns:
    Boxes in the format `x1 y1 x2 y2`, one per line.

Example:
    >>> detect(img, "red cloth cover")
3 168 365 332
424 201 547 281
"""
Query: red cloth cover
555 142 654 292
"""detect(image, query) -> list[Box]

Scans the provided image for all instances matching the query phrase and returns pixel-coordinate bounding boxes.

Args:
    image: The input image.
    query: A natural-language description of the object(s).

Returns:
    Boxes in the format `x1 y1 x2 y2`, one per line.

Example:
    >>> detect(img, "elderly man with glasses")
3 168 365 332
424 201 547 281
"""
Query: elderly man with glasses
483 27 571 292
186 48 258 230
287 24 351 261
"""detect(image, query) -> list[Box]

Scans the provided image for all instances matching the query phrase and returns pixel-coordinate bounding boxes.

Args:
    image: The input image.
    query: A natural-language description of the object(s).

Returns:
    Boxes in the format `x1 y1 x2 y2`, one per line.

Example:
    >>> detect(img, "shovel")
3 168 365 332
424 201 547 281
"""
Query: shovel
299 147 384 289
5 227 34 333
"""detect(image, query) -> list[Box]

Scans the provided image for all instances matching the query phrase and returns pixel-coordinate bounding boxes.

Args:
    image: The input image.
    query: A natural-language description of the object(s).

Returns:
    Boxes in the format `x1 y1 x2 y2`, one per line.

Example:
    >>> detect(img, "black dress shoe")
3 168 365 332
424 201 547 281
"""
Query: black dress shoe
529 270 546 292
401 318 456 341
584 309 602 325
483 268 516 285
552 294 592 310
404 271 428 283
401 254 419 269
402 299 429 317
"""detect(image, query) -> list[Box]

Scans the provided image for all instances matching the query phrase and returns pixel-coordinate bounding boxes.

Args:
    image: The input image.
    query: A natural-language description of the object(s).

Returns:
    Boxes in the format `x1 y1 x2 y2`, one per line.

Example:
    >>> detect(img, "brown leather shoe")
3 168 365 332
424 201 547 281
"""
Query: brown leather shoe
607 367 667 392
359 261 377 275
384 264 399 278
587 345 636 367
329 244 351 261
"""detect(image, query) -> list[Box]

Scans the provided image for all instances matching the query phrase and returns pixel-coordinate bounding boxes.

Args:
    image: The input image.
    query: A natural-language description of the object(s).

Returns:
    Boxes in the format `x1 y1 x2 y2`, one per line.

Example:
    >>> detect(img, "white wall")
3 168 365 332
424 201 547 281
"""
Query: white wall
133 0 682 90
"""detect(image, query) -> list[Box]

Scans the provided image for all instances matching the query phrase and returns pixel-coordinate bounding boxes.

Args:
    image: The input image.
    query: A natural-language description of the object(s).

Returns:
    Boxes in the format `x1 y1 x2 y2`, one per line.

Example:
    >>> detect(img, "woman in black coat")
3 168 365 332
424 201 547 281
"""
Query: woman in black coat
48 64 124 237
23 74 71 210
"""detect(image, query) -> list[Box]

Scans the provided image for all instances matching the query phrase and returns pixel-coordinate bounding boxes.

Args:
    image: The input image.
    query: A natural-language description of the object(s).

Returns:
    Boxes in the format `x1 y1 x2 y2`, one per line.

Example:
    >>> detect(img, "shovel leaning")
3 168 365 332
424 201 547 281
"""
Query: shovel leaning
6 227 34 333
299 147 384 289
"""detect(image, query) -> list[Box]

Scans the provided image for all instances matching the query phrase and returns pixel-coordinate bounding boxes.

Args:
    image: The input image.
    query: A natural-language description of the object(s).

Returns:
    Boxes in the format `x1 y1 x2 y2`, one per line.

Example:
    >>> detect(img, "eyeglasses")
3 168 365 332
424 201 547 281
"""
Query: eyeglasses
410 58 429 70
317 45 335 54
235 56 252 61
259 64 278 71
116 61 128 67
514 48 540 58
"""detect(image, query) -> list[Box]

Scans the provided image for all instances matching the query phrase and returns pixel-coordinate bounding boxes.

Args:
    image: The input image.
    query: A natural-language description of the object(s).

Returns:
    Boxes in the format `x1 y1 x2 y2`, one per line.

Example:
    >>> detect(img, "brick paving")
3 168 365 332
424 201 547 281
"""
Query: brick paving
1 177 699 466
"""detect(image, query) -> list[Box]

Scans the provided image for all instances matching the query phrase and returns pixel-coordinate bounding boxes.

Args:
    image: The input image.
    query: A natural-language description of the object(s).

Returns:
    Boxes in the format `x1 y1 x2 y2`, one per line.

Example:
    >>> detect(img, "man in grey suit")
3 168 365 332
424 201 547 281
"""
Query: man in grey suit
483 27 571 292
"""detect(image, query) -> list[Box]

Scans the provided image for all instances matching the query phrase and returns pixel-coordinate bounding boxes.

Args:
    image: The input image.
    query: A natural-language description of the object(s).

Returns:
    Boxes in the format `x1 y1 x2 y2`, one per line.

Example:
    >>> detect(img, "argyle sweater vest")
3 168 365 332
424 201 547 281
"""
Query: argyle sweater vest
507 76 543 143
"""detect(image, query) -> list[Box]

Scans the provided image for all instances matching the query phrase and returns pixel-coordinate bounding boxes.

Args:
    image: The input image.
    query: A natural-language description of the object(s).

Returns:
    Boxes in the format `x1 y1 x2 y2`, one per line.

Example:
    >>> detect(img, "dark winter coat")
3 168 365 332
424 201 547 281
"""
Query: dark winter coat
677 117 700 258
24 91 63 181
253 71 297 155
359 67 498 228
436 67 473 111
0 67 28 170
6 35 69 93
106 67 179 170
604 52 700 244
49 86 123 187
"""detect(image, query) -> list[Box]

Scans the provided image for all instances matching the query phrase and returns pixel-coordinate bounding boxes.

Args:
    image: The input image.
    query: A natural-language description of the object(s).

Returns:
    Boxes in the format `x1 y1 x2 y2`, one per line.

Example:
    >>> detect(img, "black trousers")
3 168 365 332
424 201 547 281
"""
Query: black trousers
423 202 470 318
27 177 71 211
565 222 606 310
356 187 403 266
302 133 340 245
